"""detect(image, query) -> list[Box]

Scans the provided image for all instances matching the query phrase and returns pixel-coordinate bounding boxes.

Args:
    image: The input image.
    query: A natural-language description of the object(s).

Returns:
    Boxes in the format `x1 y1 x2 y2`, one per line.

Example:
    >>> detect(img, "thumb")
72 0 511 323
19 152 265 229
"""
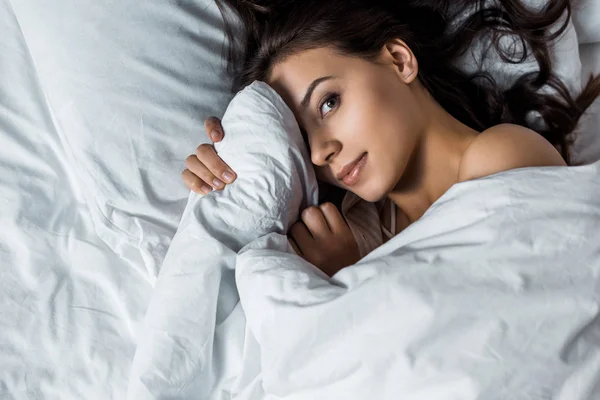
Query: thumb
204 116 224 143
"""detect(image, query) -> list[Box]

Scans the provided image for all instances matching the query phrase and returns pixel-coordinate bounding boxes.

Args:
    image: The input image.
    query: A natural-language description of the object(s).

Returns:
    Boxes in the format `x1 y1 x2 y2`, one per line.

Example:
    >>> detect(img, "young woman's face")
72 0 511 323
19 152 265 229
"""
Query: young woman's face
267 46 426 202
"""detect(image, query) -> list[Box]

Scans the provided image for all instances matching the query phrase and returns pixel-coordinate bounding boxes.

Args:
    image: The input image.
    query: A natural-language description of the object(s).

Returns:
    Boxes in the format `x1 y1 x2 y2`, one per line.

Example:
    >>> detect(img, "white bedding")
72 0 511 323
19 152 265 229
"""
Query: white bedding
0 0 231 399
573 0 600 44
1 0 600 399
131 82 600 399
237 160 600 400
575 42 600 164
128 82 318 399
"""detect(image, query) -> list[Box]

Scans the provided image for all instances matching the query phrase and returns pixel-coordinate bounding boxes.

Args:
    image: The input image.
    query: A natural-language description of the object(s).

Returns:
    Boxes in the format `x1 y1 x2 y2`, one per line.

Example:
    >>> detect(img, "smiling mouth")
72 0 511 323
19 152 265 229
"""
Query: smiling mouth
337 152 368 187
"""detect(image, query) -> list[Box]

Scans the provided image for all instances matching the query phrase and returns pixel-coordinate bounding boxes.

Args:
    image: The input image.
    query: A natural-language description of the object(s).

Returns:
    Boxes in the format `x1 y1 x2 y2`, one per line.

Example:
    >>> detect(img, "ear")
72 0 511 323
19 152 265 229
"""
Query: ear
383 39 419 84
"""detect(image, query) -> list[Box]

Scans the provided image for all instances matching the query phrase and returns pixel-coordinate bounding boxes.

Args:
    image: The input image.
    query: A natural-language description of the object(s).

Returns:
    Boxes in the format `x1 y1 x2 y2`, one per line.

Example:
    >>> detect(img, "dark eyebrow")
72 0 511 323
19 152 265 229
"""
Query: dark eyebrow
300 76 335 109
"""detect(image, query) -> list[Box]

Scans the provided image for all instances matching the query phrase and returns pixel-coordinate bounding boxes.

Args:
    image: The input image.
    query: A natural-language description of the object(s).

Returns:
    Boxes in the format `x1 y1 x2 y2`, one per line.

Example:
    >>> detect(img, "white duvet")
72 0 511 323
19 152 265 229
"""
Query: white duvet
130 82 600 400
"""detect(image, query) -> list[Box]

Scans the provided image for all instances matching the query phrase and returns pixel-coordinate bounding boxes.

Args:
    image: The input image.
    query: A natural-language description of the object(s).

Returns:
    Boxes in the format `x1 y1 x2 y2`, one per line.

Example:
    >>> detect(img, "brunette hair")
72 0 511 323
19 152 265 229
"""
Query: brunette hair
216 0 600 165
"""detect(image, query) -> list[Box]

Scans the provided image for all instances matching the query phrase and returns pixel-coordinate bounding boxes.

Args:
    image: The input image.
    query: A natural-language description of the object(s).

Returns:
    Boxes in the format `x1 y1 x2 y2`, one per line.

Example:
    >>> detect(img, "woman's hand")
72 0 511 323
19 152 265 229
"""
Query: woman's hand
184 119 360 275
289 202 361 277
181 117 237 195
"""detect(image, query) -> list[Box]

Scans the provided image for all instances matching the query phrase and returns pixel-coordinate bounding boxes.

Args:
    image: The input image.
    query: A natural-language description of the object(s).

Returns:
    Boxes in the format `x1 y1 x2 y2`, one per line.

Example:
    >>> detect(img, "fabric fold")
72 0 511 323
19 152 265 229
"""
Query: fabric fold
127 81 319 400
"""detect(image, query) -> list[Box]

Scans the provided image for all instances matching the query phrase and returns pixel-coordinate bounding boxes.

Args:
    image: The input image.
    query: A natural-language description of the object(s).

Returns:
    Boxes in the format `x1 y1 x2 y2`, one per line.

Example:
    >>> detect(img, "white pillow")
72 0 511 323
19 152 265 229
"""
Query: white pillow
8 0 234 276
573 43 600 164
455 0 582 94
573 0 600 44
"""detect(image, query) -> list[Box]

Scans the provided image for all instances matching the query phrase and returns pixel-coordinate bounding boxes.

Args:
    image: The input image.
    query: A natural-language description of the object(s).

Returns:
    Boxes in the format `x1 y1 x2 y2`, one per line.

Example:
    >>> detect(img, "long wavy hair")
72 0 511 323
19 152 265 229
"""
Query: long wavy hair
215 0 600 166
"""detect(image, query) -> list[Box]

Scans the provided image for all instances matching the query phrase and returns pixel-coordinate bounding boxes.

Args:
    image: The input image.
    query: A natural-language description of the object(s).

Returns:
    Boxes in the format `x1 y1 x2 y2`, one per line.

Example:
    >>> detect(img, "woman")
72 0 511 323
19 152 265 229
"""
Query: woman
181 0 600 276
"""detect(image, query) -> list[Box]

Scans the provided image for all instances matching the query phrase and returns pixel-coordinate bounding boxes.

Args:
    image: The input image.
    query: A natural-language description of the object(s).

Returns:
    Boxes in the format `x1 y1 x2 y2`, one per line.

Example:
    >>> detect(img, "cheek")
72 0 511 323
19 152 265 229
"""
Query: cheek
373 85 422 151
343 84 408 146
342 96 379 136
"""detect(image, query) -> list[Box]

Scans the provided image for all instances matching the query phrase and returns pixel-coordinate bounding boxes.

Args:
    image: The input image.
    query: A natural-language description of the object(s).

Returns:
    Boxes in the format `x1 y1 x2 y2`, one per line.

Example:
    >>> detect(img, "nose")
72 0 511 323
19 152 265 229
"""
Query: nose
310 136 341 166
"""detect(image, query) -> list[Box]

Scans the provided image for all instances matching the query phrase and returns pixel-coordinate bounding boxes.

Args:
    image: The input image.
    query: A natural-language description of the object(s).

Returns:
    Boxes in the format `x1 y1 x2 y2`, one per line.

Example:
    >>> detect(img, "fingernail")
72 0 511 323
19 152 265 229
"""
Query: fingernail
201 185 213 195
212 178 224 189
210 130 220 141
222 171 234 183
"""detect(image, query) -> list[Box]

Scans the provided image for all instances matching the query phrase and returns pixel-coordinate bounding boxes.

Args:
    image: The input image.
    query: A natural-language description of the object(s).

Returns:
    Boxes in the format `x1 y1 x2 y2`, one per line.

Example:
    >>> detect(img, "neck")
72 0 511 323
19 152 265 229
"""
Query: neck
387 89 478 223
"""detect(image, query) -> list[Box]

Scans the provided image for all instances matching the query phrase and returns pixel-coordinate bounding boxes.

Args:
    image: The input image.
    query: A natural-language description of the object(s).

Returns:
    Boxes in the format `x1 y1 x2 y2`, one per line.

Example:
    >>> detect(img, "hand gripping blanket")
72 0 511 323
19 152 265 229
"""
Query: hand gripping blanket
238 160 600 400
128 81 318 399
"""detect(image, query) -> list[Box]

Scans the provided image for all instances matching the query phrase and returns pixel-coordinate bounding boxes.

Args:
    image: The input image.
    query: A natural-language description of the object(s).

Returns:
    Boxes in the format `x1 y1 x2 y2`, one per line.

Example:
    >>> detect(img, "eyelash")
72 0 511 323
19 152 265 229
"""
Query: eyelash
318 93 340 118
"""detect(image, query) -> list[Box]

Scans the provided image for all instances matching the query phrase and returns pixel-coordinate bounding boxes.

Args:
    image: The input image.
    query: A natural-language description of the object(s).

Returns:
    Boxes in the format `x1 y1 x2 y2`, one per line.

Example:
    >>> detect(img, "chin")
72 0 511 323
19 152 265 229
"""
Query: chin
352 186 388 203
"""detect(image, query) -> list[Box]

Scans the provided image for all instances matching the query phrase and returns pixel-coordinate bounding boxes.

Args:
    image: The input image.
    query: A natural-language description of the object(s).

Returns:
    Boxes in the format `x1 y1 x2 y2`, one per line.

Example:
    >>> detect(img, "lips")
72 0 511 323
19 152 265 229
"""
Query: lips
336 153 368 187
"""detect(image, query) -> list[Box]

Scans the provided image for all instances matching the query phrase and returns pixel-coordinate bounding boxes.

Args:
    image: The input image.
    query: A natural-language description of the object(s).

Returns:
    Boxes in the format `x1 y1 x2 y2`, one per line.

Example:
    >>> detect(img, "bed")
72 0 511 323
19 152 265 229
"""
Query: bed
1 0 599 399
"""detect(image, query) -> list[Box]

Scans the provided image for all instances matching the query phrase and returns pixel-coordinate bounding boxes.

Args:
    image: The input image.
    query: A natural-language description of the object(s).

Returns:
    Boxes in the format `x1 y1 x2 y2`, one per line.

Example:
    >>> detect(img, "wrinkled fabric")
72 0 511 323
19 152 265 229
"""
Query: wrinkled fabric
0 1 232 398
2 0 600 398
128 82 318 400
131 82 600 400
237 161 600 400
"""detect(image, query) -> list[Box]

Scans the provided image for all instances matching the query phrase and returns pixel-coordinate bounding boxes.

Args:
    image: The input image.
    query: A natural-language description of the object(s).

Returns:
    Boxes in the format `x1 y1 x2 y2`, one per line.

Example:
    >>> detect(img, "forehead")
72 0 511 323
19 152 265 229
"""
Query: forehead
266 47 370 111
267 48 336 107
266 47 368 108
268 47 343 81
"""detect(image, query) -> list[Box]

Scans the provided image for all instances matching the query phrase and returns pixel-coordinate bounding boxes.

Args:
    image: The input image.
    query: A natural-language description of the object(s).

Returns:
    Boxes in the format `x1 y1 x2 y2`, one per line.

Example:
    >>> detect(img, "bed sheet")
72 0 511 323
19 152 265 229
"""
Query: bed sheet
0 2 151 399
0 0 231 399
5 0 234 277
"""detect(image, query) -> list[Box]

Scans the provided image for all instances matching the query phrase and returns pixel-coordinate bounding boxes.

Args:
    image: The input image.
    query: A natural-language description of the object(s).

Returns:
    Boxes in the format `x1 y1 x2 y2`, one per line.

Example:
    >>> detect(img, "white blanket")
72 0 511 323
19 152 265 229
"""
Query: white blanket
131 82 600 399
128 82 318 399
238 162 600 399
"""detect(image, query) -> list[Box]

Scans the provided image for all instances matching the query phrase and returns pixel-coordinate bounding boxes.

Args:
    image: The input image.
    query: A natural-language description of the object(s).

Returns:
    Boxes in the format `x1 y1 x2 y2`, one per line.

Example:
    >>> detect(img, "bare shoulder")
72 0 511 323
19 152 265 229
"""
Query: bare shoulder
458 123 567 182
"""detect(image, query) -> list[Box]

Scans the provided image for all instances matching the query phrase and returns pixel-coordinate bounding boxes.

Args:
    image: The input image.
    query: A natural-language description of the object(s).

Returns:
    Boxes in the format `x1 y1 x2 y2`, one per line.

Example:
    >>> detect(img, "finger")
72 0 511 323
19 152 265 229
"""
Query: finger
301 206 331 237
181 169 213 195
289 221 314 249
185 154 225 190
319 202 347 234
204 116 223 142
195 144 237 184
